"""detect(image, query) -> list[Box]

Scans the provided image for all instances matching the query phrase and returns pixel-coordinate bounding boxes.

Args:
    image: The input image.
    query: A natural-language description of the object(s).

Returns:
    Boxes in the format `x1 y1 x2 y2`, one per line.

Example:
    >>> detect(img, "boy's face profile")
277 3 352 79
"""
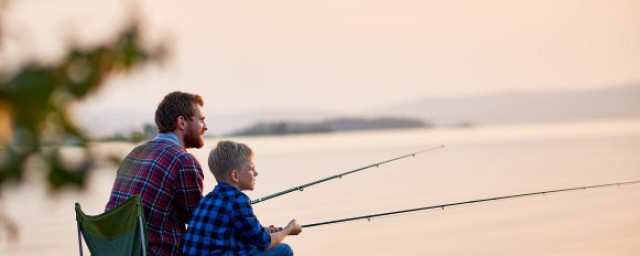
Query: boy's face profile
236 156 258 191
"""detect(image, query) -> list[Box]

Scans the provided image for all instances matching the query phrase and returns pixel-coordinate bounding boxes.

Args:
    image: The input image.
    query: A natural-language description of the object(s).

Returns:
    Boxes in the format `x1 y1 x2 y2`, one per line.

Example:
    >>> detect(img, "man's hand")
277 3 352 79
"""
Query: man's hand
285 219 302 236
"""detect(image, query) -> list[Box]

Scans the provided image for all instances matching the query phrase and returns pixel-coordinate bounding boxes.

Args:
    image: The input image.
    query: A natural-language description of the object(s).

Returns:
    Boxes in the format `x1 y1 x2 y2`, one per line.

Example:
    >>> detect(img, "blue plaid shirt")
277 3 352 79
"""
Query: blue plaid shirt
183 182 271 256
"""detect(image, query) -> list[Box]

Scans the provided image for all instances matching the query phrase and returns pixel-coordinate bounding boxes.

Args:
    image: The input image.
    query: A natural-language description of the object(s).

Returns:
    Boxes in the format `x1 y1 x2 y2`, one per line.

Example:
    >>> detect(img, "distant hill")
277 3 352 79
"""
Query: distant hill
210 110 337 135
230 117 429 136
372 84 640 126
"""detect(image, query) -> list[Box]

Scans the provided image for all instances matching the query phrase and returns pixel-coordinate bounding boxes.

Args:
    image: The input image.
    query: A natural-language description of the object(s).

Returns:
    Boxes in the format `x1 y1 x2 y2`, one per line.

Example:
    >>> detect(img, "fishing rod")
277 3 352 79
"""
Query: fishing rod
302 180 640 228
251 145 445 204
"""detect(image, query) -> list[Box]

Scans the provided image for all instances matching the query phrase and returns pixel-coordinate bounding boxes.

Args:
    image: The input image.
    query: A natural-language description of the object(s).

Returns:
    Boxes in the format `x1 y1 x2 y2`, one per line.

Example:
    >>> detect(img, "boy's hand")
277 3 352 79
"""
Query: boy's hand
285 219 302 236
265 225 283 234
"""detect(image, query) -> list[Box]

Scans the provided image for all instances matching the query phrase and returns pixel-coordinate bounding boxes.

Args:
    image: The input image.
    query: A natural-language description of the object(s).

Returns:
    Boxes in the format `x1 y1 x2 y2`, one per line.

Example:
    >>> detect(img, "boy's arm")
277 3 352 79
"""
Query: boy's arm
231 197 272 250
266 219 302 250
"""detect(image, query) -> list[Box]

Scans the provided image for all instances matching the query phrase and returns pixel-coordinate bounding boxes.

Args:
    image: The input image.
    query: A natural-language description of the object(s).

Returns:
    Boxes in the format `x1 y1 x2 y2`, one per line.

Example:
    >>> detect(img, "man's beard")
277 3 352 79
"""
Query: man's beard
184 126 204 149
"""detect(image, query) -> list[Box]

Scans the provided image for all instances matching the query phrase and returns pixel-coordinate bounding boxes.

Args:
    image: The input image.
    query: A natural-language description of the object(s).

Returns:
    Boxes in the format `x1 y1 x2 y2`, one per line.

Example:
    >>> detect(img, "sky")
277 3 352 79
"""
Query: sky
2 0 640 119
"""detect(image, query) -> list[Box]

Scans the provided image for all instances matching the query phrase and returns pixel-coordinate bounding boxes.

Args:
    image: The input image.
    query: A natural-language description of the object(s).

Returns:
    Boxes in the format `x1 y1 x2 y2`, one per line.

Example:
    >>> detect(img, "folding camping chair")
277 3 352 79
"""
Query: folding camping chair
75 195 148 256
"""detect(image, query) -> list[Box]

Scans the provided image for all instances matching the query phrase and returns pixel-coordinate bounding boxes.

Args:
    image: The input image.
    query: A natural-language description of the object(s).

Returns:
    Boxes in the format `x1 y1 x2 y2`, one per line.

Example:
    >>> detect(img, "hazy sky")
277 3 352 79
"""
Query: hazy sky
3 0 640 116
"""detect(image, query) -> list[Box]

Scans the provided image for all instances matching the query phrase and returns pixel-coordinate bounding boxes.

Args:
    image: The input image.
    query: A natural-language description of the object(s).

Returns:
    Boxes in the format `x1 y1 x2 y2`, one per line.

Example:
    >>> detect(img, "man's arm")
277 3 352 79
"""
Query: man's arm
174 155 204 223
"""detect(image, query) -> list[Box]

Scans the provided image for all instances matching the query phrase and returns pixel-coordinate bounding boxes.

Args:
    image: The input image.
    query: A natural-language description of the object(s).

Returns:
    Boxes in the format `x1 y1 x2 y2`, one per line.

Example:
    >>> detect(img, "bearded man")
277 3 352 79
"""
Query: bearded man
105 91 208 256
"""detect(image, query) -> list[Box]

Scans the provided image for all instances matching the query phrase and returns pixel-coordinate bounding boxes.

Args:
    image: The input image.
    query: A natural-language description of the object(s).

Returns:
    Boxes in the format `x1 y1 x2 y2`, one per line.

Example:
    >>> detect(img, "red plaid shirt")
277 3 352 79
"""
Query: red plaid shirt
106 136 204 256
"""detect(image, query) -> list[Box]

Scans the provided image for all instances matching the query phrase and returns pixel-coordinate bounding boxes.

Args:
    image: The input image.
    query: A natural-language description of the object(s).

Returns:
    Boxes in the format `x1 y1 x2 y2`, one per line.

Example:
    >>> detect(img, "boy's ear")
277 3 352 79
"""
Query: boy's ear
230 170 239 183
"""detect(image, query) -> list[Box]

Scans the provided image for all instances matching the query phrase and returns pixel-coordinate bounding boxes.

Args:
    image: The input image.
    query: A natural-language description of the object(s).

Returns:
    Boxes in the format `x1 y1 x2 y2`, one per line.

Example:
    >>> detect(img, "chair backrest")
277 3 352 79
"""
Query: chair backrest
75 195 149 256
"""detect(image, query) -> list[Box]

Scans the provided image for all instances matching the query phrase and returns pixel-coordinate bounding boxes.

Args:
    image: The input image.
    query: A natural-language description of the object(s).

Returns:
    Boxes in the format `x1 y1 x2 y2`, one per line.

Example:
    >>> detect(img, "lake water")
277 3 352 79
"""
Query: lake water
2 119 640 255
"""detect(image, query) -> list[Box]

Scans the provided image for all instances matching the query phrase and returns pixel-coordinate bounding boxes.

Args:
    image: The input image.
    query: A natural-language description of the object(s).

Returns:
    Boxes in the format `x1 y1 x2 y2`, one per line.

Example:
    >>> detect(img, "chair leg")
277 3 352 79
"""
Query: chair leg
77 223 84 256
138 217 147 256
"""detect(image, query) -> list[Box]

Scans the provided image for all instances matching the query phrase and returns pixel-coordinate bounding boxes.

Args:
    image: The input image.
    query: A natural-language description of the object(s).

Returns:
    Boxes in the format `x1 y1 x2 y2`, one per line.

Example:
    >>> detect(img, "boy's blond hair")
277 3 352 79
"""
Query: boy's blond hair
208 140 253 182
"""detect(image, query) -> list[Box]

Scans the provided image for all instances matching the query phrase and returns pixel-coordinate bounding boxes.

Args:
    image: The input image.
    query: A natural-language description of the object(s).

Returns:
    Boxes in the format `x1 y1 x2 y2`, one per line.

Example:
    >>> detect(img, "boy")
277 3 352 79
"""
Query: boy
183 140 302 256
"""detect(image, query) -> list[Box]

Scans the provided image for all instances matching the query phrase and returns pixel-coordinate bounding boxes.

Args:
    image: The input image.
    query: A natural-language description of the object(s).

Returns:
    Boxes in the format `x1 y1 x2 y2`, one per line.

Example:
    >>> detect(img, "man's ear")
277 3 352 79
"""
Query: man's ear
230 170 239 183
176 116 187 130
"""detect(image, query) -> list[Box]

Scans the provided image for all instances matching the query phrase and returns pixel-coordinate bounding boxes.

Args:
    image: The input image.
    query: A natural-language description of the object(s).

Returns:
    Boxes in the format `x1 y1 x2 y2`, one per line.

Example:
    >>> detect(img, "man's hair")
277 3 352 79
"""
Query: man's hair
155 91 204 133
209 140 253 181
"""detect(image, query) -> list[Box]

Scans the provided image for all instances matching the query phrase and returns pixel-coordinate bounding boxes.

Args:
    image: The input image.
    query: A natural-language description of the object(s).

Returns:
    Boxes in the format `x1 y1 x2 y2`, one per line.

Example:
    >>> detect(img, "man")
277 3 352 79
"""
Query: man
106 91 208 255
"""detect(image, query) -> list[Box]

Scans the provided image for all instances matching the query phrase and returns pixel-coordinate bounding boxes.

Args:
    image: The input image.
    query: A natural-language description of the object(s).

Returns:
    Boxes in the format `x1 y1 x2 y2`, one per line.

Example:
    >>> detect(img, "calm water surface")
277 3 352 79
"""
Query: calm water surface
2 119 640 255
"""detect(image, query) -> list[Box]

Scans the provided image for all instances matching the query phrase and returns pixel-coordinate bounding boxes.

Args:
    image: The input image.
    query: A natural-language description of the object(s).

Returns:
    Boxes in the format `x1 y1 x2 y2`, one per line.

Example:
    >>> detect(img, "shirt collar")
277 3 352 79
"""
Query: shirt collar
215 182 240 193
155 132 183 148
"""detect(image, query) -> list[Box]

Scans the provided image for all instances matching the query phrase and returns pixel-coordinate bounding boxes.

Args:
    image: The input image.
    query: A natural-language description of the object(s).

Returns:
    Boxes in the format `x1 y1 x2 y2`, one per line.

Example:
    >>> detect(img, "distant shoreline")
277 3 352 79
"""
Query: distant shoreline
228 116 433 137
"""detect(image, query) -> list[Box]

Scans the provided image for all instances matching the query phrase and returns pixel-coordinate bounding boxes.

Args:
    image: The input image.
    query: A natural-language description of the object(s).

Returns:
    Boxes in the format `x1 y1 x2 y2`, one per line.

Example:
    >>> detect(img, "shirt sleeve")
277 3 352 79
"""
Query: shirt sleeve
174 153 204 224
231 195 271 251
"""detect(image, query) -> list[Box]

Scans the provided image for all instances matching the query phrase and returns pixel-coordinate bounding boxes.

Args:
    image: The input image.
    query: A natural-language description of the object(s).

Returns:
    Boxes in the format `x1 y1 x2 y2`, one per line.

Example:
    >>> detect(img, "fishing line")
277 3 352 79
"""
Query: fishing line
302 180 640 228
251 145 445 204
